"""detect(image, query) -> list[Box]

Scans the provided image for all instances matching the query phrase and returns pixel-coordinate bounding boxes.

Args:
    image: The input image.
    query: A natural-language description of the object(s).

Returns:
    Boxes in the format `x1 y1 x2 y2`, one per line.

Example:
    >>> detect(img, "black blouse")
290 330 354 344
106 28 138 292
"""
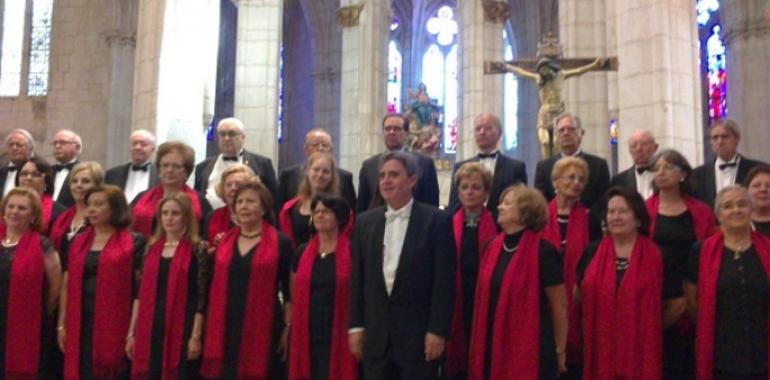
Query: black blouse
290 205 313 247
686 243 769 375
577 240 683 299
755 220 770 238
556 211 603 251
294 243 336 344
459 224 480 336
654 211 696 285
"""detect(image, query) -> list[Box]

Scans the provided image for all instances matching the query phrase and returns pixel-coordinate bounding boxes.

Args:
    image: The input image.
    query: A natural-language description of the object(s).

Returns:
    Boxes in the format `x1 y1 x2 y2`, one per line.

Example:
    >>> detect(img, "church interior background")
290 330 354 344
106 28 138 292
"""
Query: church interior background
0 0 768 206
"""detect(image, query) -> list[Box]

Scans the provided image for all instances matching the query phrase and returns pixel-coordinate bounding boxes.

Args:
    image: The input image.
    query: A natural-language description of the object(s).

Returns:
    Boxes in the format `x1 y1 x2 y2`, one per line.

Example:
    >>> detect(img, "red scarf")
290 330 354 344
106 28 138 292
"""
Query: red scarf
0 226 45 379
50 207 76 251
695 230 770 380
646 194 715 240
542 199 590 364
581 235 663 380
132 186 202 237
201 224 280 379
132 237 193 380
207 207 233 243
446 208 497 375
279 197 301 246
468 230 541 380
41 194 54 235
65 227 135 380
288 235 357 380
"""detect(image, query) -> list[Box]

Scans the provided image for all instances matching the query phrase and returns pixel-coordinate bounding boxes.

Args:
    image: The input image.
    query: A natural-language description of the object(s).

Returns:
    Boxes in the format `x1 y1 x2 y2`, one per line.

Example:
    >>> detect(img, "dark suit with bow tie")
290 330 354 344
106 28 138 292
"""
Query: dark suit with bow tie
193 150 278 198
0 164 18 198
611 166 639 192
276 163 357 211
447 152 527 220
104 162 160 191
356 152 440 213
349 202 455 379
53 160 79 208
534 151 610 210
691 155 765 208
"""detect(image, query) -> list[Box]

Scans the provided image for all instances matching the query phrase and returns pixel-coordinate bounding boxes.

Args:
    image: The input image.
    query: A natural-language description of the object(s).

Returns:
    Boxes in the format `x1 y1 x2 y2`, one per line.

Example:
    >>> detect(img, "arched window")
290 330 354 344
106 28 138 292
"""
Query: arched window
0 0 54 96
387 39 403 113
696 0 726 122
503 28 518 150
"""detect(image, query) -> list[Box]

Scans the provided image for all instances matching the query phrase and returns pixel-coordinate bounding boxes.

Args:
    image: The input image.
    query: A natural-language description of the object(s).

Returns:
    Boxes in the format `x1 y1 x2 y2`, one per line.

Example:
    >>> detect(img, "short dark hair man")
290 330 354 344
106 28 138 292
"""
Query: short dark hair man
356 113 439 213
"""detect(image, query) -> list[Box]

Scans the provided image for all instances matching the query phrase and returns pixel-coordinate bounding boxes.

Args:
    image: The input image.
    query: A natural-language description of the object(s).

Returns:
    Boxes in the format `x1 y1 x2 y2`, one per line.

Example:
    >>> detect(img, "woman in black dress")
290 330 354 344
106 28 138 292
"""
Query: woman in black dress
288 194 357 380
445 162 496 380
0 187 62 378
746 165 770 237
126 193 209 379
685 185 770 380
468 184 567 380
202 179 293 380
278 152 341 248
15 156 67 234
646 149 714 379
58 185 145 379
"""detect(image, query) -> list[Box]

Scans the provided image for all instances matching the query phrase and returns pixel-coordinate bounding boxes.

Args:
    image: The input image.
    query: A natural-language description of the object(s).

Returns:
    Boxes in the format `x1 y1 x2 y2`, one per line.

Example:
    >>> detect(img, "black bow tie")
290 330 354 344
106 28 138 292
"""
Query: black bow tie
222 156 239 162
719 162 738 170
478 152 498 159
131 163 150 172
636 166 649 175
54 163 75 172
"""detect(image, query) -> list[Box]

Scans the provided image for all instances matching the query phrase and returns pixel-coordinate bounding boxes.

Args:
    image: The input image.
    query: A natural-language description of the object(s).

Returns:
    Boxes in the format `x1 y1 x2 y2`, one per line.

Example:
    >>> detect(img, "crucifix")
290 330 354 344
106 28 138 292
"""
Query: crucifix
484 32 619 158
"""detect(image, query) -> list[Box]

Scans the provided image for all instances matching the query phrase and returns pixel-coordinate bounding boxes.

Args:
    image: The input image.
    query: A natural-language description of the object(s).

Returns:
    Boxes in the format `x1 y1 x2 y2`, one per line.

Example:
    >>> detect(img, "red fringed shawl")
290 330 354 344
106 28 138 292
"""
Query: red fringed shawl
65 227 135 380
50 207 76 251
132 186 202 237
0 226 45 379
542 200 590 365
468 230 542 380
207 207 233 244
695 231 770 380
446 208 497 375
581 235 663 380
288 235 357 380
132 237 193 380
201 224 280 379
646 194 715 239
40 194 54 235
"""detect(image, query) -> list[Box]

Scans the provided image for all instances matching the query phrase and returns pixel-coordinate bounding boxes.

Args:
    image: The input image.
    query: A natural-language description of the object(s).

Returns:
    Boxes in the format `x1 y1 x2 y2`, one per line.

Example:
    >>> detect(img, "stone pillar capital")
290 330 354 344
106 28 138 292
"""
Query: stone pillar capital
336 4 365 27
105 29 137 47
482 1 510 24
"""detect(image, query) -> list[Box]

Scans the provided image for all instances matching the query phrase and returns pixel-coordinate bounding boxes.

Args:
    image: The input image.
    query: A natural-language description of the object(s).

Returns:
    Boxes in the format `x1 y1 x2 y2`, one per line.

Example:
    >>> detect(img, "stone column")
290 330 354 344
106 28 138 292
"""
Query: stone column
721 0 770 162
456 1 507 161
234 0 283 166
559 0 613 162
337 0 390 179
613 0 703 167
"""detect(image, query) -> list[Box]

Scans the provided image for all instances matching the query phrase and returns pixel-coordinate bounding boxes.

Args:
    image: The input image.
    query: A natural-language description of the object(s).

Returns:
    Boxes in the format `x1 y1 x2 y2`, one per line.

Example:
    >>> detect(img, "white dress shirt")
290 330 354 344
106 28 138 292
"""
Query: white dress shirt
124 162 152 204
53 159 77 200
634 166 654 200
383 198 414 295
2 164 17 197
715 155 740 193
478 151 498 175
205 151 244 209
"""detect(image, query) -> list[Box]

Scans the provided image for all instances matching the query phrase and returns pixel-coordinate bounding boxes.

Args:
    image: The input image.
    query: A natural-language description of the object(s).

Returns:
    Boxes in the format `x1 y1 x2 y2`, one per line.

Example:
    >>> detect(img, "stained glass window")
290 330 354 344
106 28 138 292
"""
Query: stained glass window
421 5 458 153
387 41 402 113
0 0 27 96
278 43 284 141
27 0 54 96
696 0 719 26
503 29 518 150
696 0 727 122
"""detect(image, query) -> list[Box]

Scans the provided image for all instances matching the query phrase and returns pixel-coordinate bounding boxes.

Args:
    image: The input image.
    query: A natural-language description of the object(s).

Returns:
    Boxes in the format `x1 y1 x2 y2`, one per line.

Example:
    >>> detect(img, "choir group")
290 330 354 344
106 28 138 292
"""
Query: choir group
1 113 770 380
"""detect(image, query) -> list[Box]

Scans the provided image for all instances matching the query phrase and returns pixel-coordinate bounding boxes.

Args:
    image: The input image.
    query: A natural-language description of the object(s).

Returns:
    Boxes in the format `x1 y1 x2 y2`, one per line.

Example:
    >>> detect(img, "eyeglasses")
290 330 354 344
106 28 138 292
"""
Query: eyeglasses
650 163 681 173
556 126 580 135
6 142 27 149
160 163 185 171
308 141 332 149
18 170 43 178
559 174 585 183
52 140 77 146
218 131 243 139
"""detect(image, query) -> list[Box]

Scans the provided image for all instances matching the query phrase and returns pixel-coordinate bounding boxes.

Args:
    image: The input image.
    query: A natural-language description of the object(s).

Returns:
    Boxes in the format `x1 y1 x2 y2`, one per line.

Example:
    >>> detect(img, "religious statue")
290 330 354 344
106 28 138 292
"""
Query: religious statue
403 83 443 156
485 32 618 158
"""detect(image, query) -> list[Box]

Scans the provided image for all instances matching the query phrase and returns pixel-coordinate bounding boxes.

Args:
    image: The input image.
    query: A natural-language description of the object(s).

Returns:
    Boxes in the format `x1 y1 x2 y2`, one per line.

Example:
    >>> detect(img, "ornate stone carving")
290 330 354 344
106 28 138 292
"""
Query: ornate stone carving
482 1 510 24
104 30 137 47
336 4 364 27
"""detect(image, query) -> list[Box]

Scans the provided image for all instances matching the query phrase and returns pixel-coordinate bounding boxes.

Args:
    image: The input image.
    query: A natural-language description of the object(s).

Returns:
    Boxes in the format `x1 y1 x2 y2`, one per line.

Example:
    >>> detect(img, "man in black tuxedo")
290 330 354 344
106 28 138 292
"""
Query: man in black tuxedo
276 128 356 210
356 113 440 213
193 117 278 209
692 118 765 208
349 151 454 379
610 129 658 200
534 112 610 210
1 129 35 198
50 129 82 207
104 129 160 203
448 113 527 219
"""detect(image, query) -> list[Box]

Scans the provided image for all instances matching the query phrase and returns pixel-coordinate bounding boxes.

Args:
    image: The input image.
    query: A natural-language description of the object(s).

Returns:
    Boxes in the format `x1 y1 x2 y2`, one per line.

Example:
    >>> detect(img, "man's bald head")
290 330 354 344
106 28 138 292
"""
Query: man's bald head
304 128 333 156
628 129 658 167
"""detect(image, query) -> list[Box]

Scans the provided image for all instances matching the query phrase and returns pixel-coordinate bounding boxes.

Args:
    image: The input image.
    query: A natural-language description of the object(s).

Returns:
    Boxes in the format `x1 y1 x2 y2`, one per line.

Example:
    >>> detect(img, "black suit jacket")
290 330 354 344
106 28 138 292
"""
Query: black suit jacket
0 165 14 199
53 160 79 208
104 162 160 191
692 156 765 208
610 167 637 192
356 152 440 213
276 163 357 211
193 150 278 198
534 151 610 209
349 202 455 361
447 153 527 219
